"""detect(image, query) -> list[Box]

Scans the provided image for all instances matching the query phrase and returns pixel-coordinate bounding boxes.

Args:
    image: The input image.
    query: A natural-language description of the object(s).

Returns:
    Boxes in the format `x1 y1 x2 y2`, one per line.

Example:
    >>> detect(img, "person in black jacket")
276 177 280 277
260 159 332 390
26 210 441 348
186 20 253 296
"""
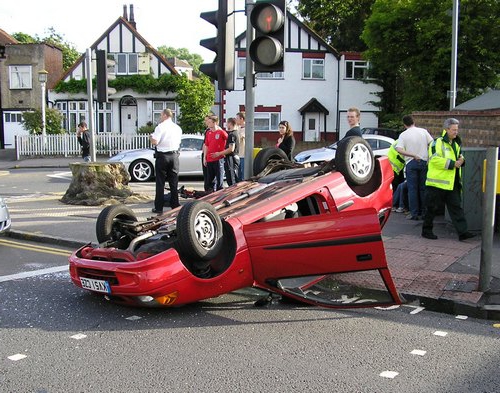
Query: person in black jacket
276 120 295 161
76 122 91 162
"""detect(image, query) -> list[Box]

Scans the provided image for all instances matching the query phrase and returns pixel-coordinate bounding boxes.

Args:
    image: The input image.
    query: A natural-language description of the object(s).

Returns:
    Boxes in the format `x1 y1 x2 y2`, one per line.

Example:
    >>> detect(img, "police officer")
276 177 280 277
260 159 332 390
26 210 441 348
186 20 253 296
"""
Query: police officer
150 109 182 214
422 118 475 241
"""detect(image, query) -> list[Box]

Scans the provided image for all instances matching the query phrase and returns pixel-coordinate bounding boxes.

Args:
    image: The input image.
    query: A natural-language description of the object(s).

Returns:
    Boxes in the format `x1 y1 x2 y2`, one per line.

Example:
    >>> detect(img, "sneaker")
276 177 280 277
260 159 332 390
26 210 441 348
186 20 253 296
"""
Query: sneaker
395 207 405 213
422 232 438 240
459 232 476 241
406 214 420 220
391 207 397 212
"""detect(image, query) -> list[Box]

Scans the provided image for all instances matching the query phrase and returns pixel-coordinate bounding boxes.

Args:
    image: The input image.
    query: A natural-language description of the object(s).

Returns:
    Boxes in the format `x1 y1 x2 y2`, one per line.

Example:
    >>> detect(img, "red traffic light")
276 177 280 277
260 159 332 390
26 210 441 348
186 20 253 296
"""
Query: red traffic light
251 3 285 34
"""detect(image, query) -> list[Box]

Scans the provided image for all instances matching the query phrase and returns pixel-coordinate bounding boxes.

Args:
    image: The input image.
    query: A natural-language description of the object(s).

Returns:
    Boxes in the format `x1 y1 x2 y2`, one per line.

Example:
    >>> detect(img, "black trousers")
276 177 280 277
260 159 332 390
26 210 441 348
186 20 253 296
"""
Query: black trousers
154 152 180 211
204 159 224 192
422 185 468 236
224 155 240 186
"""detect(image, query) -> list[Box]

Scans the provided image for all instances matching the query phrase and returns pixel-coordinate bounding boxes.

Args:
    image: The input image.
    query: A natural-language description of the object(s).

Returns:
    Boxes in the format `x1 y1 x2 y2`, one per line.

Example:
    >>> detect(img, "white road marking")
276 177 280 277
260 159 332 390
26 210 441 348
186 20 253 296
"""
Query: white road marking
455 315 468 320
379 371 399 379
125 315 142 321
8 354 27 361
375 305 400 310
404 305 425 314
433 331 448 337
411 349 427 356
70 334 87 340
0 265 68 283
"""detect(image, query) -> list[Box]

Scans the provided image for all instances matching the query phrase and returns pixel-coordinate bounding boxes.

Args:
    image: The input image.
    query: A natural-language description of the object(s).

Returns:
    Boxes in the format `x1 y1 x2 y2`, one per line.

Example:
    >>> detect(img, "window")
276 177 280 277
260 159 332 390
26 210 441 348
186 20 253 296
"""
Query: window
115 53 138 75
303 59 324 79
238 58 283 79
152 102 177 125
5 112 23 123
254 112 280 131
97 102 112 133
9 65 32 89
67 101 87 132
345 60 370 80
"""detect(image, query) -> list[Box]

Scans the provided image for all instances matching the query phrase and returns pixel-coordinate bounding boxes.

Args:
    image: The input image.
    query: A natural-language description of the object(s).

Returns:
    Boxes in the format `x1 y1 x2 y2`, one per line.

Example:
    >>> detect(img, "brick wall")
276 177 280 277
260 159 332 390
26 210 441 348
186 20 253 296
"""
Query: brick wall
413 110 500 148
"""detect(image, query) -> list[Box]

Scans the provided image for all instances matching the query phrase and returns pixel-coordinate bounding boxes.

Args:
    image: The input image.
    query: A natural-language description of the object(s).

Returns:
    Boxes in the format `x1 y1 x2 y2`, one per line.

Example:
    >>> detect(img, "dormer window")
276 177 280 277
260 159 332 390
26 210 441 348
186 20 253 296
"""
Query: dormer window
115 53 139 75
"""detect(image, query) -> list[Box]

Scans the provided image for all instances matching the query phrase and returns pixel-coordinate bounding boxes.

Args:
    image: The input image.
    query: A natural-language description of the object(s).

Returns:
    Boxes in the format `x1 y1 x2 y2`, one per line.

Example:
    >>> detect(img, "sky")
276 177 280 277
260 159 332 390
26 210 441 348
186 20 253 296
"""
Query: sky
0 0 247 62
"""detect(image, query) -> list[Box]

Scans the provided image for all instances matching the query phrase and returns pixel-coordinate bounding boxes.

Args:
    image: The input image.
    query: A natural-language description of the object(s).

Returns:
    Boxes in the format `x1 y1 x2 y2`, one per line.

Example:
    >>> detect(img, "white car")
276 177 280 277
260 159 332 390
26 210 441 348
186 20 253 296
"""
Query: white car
0 196 11 234
108 134 205 182
294 134 395 165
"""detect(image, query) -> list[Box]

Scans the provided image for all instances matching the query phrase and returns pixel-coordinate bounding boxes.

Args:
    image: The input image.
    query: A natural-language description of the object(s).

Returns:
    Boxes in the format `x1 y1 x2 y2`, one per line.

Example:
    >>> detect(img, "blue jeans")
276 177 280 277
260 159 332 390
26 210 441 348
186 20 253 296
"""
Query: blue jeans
393 181 408 209
238 157 245 180
406 159 427 217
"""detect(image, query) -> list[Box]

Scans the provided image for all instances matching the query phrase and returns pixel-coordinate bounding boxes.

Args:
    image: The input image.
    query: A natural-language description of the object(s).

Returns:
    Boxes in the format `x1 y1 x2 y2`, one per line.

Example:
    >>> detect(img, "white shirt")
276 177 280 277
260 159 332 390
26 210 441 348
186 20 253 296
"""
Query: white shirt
151 118 182 152
396 126 433 162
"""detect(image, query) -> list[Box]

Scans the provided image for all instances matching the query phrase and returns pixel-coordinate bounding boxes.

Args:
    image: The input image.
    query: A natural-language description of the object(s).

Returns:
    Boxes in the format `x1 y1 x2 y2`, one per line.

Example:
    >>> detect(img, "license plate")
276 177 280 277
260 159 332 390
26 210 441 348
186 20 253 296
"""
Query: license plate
80 277 111 293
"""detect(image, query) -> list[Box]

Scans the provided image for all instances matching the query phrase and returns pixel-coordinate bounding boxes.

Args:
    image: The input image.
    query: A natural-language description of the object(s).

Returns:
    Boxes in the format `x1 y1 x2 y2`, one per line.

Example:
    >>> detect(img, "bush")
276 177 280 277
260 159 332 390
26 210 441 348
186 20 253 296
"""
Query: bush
21 108 64 134
137 122 154 134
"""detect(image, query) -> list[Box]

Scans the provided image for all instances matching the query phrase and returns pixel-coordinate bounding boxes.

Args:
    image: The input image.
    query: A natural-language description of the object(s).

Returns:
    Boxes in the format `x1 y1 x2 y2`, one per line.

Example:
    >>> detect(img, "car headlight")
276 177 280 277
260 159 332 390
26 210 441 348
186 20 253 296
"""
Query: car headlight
108 154 127 162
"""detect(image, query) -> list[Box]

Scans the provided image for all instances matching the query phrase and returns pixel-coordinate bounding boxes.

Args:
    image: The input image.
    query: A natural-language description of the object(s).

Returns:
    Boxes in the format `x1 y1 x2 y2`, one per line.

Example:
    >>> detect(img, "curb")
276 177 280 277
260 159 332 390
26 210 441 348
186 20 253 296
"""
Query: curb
7 230 87 250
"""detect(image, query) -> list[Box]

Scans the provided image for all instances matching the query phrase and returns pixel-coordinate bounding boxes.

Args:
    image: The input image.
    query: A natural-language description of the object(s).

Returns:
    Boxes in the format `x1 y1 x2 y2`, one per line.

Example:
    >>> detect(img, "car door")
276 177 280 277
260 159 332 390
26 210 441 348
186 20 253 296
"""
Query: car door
244 199 401 308
179 137 203 175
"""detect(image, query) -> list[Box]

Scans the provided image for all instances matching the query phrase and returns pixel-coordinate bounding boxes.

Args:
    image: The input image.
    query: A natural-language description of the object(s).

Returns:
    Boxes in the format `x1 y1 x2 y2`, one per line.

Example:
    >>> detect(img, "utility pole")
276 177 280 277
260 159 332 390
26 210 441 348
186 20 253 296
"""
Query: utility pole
85 48 96 162
449 0 459 110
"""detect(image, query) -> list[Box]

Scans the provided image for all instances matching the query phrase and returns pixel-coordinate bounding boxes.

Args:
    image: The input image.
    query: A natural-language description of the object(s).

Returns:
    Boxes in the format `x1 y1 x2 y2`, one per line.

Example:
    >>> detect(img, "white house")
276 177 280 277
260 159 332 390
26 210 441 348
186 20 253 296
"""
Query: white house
49 5 181 136
223 12 382 144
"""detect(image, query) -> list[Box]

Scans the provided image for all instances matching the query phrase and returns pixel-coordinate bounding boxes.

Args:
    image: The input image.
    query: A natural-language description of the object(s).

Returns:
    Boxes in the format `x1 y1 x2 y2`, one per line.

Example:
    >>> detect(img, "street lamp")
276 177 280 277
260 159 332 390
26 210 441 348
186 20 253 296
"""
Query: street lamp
38 69 48 141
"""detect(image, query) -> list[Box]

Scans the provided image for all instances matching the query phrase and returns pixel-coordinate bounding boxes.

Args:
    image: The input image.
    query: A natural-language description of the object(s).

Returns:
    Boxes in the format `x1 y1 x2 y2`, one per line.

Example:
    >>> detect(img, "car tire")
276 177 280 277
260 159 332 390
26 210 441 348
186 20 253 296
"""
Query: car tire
96 204 137 244
130 159 154 182
253 147 289 176
176 200 223 261
335 136 375 186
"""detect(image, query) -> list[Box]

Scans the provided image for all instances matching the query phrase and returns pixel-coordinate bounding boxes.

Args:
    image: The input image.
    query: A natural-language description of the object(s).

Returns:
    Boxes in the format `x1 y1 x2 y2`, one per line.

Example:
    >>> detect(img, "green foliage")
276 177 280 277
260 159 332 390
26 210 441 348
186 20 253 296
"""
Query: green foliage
21 108 65 135
296 0 375 51
157 46 203 74
362 0 500 114
175 74 215 133
137 123 154 134
12 27 80 71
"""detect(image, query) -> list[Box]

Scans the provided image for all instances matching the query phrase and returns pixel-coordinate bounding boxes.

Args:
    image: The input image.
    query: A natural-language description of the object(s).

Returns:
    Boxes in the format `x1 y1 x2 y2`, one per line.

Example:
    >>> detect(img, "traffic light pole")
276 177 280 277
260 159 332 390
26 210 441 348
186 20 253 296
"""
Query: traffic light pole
244 0 255 180
85 48 96 162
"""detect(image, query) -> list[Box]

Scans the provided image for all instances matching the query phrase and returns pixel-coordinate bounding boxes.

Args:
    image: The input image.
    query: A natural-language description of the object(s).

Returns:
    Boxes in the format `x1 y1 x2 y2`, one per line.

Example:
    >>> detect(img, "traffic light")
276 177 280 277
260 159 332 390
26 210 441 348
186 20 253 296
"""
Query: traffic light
249 0 286 73
96 49 116 103
199 0 235 91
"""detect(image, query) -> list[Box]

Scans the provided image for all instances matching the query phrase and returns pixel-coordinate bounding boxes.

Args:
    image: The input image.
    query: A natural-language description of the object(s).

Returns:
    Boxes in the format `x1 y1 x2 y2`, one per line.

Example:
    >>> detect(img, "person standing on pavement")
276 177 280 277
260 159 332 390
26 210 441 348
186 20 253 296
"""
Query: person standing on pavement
276 120 295 160
396 115 433 220
150 109 182 214
236 112 245 180
421 118 475 241
203 115 227 192
76 122 91 162
344 107 363 138
220 117 240 186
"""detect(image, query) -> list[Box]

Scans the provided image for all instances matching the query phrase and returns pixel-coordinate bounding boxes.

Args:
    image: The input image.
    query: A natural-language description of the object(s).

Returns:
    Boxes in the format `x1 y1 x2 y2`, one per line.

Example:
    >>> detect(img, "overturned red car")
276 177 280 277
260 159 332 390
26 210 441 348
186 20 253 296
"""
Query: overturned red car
69 136 402 309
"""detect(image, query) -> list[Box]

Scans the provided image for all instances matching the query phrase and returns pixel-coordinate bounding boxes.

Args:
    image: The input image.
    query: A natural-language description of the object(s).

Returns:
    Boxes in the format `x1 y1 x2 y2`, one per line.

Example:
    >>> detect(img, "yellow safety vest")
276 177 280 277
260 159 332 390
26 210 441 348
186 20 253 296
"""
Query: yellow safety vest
387 140 405 174
425 130 462 191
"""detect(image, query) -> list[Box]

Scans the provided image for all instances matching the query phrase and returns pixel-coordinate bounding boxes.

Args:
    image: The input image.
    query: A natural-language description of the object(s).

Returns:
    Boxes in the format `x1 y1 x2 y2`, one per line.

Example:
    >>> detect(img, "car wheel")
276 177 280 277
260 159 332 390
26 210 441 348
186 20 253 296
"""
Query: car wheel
130 159 154 182
176 200 223 261
335 136 374 186
253 147 289 176
96 204 137 244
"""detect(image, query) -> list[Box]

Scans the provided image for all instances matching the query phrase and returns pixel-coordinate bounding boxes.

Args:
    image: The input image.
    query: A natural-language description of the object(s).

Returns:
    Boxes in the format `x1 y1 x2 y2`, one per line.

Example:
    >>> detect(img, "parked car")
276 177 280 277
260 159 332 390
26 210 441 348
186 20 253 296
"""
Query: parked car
108 134 205 182
0 196 11 234
361 127 401 140
69 136 402 309
294 134 395 165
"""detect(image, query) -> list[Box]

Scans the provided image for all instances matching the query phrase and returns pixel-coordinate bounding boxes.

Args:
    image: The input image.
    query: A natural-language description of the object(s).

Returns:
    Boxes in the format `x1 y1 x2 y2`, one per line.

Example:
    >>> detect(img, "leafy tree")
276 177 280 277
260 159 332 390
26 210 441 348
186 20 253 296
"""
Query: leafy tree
174 74 214 133
157 46 203 75
295 0 375 51
362 0 500 115
21 108 65 135
12 28 80 71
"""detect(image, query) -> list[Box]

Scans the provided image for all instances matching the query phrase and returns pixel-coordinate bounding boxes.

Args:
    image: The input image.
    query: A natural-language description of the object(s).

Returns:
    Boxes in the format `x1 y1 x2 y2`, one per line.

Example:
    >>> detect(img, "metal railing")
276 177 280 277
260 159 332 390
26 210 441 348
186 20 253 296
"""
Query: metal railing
16 134 151 159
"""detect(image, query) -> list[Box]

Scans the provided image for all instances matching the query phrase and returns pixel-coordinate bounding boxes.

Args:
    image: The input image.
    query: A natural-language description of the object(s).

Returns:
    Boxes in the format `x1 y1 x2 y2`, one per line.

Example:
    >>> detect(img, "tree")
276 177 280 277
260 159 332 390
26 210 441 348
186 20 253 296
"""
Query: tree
21 108 65 135
295 0 375 51
12 28 80 71
362 0 500 115
157 46 203 75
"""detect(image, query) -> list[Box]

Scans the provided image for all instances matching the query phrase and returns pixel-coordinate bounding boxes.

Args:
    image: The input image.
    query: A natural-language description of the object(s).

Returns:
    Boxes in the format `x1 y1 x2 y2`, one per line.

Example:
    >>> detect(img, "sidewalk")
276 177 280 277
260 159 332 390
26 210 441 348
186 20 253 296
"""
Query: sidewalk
2 154 499 320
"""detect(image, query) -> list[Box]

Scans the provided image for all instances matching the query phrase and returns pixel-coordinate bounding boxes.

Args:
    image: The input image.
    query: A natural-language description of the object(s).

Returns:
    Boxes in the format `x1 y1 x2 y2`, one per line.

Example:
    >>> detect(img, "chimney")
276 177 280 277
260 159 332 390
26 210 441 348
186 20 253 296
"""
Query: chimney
129 4 136 29
123 4 128 20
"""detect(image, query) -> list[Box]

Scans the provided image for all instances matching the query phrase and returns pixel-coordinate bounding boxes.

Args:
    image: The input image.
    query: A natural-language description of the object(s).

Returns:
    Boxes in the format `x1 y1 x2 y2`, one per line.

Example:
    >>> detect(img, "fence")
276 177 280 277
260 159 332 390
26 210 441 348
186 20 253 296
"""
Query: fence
16 134 151 159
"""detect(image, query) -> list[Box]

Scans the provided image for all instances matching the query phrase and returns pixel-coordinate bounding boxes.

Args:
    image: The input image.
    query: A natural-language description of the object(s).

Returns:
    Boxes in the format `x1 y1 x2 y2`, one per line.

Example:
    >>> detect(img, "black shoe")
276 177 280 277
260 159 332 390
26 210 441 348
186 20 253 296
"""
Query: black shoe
151 208 163 214
459 232 476 241
422 232 438 240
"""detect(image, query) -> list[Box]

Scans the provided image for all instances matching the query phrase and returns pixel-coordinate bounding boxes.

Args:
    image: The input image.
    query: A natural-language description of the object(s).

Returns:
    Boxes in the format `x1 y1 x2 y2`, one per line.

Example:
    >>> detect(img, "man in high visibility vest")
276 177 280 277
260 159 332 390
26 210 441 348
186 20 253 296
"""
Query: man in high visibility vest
421 118 475 241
